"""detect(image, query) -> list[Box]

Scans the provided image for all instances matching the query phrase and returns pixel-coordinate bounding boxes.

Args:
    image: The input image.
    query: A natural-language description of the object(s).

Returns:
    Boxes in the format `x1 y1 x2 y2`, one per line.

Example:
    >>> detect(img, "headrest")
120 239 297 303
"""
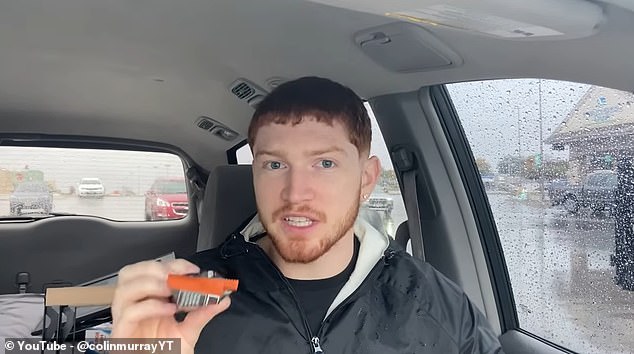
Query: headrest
197 165 256 251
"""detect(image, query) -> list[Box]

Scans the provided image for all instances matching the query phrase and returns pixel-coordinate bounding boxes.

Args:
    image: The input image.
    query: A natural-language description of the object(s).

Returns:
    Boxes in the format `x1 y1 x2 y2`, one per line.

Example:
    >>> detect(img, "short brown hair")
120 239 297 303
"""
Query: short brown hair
247 77 371 155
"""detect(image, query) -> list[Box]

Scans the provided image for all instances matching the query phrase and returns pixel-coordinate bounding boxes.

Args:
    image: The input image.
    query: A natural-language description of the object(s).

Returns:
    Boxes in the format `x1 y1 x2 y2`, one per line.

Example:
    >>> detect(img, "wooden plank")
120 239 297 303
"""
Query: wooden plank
45 286 116 306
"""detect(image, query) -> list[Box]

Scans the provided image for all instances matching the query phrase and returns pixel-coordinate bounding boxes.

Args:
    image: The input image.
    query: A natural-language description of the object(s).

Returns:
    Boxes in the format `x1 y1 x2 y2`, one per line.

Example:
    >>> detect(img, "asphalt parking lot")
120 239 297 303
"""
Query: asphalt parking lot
0 195 147 221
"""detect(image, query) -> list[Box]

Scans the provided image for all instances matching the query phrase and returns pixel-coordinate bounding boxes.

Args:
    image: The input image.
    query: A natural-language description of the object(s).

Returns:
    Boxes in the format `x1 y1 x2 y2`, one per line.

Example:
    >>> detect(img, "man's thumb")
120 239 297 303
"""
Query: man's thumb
181 297 231 340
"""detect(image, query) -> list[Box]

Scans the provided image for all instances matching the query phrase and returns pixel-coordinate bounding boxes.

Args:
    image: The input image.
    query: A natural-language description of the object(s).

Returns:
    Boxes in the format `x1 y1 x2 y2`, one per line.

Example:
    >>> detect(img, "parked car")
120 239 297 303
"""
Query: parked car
362 193 393 218
481 174 495 190
559 170 617 214
9 182 53 215
546 178 570 205
144 178 189 221
77 178 105 198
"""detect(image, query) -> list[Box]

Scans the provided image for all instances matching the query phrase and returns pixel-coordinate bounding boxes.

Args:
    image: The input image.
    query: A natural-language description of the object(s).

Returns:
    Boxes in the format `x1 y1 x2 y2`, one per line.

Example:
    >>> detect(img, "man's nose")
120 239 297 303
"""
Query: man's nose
281 168 313 203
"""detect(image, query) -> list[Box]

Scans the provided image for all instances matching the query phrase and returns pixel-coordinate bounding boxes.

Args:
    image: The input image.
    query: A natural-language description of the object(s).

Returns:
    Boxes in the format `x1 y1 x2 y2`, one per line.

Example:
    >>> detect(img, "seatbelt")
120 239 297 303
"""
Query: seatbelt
392 147 425 261
186 166 206 224
403 170 425 261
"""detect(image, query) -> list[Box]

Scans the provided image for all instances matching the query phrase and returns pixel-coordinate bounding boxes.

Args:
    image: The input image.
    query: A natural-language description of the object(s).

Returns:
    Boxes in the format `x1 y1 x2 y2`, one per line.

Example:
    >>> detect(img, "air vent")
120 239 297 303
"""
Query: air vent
196 117 215 131
231 82 255 100
195 116 240 142
229 79 269 108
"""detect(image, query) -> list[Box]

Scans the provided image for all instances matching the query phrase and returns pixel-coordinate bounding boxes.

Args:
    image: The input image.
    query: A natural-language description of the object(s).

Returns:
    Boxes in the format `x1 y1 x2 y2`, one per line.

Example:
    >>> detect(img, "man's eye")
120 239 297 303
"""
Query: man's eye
267 161 282 170
320 160 335 168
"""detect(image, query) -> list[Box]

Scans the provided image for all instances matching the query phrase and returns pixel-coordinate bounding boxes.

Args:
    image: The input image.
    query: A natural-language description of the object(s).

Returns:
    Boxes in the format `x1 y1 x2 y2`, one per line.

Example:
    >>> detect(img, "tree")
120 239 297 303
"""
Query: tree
498 155 522 175
475 158 491 174
522 158 569 180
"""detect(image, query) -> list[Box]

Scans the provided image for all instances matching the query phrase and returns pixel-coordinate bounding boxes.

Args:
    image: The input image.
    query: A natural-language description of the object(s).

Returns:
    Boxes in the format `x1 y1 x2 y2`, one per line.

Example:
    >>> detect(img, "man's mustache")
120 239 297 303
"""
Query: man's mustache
272 204 327 222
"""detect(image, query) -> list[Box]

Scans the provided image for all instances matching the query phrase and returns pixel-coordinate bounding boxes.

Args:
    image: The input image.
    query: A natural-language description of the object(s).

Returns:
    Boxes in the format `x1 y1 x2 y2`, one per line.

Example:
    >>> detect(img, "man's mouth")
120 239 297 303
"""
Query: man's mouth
283 216 315 227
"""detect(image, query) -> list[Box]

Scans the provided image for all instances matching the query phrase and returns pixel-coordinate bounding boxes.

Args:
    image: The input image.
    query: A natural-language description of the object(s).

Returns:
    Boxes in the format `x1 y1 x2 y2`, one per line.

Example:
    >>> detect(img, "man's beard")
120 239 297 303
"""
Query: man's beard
261 198 360 264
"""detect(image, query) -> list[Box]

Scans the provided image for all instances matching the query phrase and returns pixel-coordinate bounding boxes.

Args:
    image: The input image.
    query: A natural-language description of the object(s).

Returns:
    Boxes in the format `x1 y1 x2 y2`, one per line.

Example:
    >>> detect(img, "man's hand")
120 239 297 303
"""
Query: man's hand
111 259 230 354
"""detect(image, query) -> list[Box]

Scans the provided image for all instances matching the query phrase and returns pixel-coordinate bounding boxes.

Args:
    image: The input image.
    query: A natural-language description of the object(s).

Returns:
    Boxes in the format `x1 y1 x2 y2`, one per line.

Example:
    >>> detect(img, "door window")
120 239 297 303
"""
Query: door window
447 79 634 353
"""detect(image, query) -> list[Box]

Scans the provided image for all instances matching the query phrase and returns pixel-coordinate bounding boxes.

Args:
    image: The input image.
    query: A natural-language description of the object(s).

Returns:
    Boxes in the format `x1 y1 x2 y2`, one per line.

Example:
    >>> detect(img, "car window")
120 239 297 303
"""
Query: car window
152 180 187 194
586 174 599 186
234 104 407 238
14 183 49 193
447 79 634 353
236 144 253 165
80 179 102 184
1 146 188 221
589 172 617 188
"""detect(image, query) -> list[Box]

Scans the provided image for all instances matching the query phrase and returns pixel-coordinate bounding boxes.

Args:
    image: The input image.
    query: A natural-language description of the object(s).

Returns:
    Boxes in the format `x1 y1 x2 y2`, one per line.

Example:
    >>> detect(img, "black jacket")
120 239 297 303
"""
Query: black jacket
190 216 504 354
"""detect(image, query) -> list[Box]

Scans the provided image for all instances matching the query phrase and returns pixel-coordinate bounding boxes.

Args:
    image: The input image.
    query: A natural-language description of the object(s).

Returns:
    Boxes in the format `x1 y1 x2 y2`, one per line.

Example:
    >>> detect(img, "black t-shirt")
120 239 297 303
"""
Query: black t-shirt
287 238 360 334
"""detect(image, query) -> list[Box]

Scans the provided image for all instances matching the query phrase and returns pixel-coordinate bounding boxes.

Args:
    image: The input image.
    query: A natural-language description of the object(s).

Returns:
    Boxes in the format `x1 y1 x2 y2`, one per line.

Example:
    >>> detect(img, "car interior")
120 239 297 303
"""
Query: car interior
2 0 634 353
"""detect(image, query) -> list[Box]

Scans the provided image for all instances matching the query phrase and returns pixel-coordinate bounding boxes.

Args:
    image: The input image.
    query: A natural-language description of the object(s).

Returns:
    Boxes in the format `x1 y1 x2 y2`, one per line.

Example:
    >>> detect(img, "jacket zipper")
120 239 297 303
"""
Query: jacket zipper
252 244 323 353
249 240 394 353
314 256 386 339
311 337 323 353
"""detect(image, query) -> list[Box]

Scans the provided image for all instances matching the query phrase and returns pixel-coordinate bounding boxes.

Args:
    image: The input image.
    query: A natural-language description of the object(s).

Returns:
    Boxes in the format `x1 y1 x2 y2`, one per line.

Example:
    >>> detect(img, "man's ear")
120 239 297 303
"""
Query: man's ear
361 156 381 198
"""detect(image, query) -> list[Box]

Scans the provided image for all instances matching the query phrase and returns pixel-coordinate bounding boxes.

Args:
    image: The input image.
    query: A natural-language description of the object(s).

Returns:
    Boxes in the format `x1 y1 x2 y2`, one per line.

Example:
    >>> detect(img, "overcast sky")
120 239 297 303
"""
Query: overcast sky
0 79 593 192
448 79 590 167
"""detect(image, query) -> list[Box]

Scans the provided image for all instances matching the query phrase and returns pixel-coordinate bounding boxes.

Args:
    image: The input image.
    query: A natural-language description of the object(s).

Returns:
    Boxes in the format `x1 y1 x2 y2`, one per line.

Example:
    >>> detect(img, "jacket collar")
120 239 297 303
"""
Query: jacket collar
239 214 391 317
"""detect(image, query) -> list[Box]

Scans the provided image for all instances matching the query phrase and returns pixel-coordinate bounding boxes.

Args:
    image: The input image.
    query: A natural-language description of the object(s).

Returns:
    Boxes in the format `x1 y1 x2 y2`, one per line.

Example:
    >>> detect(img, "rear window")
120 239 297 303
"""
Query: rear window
1 146 188 221
80 179 102 185
586 172 617 187
15 183 49 193
152 180 187 194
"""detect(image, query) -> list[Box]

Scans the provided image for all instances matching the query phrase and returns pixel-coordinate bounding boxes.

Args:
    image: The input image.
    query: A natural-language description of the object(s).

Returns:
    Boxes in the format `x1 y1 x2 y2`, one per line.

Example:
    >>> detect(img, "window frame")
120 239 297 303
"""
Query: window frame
0 133 197 222
429 84 519 332
227 139 249 164
434 80 632 353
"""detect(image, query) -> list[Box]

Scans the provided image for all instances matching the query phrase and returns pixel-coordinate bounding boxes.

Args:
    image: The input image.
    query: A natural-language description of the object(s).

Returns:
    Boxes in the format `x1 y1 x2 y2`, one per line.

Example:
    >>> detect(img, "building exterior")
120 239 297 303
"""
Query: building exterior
0 169 46 194
0 169 12 194
546 86 634 183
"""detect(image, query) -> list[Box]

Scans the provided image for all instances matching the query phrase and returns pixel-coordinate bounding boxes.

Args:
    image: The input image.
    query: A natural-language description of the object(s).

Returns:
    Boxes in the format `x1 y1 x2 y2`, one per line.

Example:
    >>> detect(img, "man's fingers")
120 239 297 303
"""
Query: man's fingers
113 258 200 321
180 297 231 341
112 299 177 336
112 278 172 320
164 259 200 275
117 298 177 324
118 261 166 284
118 259 199 285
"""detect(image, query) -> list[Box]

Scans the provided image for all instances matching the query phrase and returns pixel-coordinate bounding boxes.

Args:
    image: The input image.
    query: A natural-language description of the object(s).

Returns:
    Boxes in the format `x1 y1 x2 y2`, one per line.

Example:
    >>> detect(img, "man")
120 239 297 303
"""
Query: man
112 77 504 353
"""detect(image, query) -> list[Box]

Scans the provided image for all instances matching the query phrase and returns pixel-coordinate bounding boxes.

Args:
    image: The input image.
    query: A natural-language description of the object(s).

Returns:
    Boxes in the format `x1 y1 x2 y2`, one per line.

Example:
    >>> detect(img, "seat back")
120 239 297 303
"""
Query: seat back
395 221 413 254
197 165 257 251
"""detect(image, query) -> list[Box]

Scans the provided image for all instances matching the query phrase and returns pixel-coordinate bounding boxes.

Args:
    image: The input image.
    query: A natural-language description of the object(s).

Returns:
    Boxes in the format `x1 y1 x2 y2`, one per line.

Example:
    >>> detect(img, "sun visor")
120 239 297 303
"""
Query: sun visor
310 0 604 40
354 22 462 73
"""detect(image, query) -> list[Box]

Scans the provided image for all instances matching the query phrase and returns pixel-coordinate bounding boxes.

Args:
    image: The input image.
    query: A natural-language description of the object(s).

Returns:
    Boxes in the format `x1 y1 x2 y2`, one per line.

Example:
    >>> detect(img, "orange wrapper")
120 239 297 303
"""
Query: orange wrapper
167 274 239 297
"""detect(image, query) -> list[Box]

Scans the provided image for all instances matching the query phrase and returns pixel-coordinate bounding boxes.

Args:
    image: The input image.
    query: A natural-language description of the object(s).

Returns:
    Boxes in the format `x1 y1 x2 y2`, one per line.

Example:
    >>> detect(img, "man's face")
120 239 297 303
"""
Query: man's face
252 117 378 263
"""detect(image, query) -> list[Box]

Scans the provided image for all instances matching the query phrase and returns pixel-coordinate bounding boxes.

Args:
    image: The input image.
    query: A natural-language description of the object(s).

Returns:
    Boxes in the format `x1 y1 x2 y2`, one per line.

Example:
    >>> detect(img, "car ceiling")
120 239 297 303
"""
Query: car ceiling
0 0 633 170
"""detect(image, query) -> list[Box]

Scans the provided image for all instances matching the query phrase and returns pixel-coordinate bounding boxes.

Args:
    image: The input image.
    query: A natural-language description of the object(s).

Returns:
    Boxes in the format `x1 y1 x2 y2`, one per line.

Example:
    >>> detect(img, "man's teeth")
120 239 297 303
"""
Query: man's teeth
284 216 313 227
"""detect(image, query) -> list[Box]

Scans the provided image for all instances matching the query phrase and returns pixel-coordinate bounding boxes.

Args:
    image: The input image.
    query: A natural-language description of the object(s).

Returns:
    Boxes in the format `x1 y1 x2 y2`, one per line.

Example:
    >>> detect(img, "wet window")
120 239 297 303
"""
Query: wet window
0 147 188 221
364 104 406 238
236 144 253 165
447 79 634 353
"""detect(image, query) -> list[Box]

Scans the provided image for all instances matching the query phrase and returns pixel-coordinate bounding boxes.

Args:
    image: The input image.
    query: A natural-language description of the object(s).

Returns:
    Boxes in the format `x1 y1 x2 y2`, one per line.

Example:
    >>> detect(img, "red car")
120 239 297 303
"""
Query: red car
144 178 189 220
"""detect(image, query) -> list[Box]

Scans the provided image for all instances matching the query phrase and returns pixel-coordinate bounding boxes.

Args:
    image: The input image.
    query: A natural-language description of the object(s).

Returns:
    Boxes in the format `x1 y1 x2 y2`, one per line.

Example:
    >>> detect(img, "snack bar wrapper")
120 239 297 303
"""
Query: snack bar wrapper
168 270 239 309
